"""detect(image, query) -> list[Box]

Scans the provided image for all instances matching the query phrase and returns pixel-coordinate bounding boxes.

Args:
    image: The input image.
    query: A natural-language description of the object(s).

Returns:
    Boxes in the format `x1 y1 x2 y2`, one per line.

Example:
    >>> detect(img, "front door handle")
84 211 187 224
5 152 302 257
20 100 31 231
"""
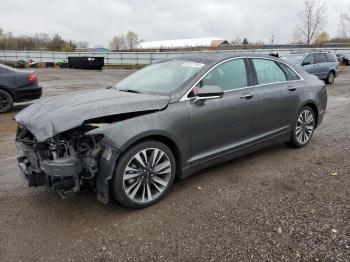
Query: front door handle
287 86 297 91
240 93 254 100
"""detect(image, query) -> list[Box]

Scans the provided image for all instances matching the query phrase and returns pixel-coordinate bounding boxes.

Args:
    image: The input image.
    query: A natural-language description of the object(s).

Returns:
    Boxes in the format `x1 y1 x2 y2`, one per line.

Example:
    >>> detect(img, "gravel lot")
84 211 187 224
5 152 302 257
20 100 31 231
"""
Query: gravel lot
0 67 349 262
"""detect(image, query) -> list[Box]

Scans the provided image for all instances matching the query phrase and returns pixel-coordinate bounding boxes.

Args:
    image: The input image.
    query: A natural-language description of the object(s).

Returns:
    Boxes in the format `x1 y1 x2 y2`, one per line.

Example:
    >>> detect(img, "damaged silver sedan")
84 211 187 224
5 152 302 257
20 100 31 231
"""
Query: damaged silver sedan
15 53 327 208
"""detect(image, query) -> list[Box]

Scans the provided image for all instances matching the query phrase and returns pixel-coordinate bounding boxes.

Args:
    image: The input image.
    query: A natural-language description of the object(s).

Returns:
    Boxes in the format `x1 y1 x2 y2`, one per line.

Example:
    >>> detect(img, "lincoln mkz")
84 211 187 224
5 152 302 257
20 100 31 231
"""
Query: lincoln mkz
15 53 327 208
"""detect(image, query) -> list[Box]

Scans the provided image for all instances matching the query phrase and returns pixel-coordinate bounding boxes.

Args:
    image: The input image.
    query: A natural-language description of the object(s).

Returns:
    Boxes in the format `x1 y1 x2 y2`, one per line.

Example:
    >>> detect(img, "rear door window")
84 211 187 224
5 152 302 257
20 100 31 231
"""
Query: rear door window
326 53 337 62
278 62 300 81
252 59 287 85
314 53 328 64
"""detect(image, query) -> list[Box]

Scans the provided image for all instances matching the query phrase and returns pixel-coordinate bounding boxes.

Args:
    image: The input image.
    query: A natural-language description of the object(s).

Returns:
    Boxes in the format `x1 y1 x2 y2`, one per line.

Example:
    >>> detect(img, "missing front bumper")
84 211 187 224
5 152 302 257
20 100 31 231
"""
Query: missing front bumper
17 142 82 197
16 139 118 203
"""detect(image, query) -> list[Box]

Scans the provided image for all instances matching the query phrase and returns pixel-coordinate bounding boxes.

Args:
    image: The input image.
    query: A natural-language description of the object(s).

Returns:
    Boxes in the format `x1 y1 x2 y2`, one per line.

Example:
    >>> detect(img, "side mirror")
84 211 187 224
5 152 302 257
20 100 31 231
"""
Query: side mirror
193 85 224 102
302 61 311 66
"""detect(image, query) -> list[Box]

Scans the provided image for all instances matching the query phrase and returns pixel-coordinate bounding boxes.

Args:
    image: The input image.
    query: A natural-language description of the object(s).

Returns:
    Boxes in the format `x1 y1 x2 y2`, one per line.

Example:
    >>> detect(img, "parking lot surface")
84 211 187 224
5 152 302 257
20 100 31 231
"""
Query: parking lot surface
0 67 349 261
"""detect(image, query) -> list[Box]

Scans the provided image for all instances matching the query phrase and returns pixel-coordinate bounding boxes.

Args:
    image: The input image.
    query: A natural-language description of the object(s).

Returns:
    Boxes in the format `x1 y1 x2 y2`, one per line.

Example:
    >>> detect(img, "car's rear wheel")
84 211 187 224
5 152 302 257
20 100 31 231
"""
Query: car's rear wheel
0 90 13 113
325 71 335 84
287 106 315 148
112 141 176 208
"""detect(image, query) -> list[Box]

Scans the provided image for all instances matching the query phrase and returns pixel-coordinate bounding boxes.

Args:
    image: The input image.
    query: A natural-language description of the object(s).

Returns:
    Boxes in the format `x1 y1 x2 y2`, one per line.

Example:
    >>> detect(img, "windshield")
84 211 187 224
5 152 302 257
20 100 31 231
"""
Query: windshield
115 59 205 95
281 55 304 65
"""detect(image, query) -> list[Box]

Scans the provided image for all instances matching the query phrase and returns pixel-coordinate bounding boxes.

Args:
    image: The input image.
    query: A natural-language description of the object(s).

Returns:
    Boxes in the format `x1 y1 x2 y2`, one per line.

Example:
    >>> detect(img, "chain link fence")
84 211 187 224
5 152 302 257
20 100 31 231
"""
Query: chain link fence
0 48 349 66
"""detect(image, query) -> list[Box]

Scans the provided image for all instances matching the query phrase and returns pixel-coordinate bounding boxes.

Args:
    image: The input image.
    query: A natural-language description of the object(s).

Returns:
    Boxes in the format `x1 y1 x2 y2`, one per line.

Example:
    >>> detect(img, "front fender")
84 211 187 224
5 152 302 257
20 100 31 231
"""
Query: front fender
87 103 191 157
88 102 192 203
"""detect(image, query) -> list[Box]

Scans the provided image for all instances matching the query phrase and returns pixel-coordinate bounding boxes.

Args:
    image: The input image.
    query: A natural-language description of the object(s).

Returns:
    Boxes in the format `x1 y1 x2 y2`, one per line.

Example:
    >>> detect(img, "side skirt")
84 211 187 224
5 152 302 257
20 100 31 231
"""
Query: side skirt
180 131 290 179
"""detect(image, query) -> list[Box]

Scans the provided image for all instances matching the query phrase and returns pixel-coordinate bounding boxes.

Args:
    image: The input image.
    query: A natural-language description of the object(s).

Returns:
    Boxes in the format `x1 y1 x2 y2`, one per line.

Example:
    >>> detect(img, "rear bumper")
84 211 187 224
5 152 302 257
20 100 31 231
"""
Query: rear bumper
14 84 42 102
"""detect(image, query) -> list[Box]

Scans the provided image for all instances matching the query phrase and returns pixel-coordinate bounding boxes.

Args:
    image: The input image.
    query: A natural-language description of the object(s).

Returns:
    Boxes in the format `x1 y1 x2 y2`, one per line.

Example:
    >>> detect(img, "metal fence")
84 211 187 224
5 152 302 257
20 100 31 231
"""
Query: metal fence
1 48 349 66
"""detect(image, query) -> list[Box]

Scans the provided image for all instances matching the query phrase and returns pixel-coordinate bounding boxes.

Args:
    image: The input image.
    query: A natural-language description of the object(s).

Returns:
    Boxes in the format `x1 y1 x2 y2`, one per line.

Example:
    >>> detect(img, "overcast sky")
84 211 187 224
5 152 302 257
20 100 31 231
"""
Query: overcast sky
0 0 348 47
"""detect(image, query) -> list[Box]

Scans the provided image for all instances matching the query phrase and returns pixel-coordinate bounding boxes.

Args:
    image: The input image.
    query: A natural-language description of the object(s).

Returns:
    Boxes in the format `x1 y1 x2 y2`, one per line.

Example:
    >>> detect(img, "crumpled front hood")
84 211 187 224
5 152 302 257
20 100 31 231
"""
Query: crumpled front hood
15 88 170 142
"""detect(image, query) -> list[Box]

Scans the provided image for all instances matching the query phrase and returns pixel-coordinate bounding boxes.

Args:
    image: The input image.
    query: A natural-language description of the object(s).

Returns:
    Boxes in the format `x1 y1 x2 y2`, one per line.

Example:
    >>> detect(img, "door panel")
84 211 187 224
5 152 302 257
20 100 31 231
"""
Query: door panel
314 53 329 78
254 83 288 134
250 58 300 137
189 88 260 164
318 62 330 79
303 63 319 75
256 81 303 135
281 80 304 123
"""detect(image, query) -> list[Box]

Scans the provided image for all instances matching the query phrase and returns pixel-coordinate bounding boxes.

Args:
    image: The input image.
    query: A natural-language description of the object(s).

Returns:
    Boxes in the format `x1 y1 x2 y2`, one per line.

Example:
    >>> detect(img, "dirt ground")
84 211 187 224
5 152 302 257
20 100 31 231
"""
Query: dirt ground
0 67 349 262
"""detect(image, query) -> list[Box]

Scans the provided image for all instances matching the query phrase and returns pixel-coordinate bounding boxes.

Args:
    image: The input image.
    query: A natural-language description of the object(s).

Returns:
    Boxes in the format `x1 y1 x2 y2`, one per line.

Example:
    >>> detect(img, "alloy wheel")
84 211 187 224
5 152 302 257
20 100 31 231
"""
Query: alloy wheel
123 148 172 203
328 72 334 84
296 109 314 145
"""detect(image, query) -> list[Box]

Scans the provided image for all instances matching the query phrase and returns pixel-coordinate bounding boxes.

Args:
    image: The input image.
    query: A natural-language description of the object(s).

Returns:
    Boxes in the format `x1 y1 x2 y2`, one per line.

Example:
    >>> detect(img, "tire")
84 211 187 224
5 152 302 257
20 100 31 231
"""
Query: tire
325 71 335 85
0 89 14 113
112 140 176 208
287 106 316 148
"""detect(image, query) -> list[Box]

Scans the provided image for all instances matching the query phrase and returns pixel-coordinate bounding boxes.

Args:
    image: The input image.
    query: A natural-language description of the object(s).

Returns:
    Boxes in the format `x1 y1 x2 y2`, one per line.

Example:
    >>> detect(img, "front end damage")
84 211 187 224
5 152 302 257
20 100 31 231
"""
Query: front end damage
15 124 117 202
14 89 171 203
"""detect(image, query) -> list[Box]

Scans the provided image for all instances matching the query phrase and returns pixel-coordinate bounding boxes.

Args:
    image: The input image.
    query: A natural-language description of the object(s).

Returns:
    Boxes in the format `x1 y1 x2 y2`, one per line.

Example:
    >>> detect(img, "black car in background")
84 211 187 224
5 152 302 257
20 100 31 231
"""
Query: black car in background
0 64 42 113
336 53 350 65
342 54 350 65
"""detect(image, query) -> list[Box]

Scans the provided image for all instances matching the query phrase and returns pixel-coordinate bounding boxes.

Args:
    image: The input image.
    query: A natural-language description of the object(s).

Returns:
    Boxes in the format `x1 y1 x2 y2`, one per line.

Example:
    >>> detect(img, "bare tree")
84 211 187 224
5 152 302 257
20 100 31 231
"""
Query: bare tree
47 34 65 51
295 0 327 45
314 31 330 46
110 34 126 50
125 31 139 49
61 40 76 52
110 31 139 50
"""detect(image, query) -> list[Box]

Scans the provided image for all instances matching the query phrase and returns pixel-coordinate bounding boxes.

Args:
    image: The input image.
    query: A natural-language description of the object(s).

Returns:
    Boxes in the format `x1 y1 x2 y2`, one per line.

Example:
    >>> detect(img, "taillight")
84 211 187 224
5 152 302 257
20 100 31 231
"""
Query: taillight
28 73 37 82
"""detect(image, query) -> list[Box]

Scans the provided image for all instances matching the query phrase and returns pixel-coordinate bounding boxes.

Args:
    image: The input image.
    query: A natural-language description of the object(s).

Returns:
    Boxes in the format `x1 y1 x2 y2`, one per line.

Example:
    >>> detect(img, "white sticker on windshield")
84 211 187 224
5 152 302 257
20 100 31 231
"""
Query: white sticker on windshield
181 62 205 68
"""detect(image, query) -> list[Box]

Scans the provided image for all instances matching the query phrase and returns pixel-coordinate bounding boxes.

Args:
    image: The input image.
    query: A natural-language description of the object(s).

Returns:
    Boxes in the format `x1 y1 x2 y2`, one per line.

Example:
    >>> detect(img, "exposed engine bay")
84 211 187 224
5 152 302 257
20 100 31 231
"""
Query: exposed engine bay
16 124 105 198
14 88 171 203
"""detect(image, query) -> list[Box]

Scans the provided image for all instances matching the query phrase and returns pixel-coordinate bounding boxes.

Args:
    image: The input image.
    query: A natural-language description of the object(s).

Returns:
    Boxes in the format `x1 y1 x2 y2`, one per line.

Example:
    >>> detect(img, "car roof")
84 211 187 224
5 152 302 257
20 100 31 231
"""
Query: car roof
289 51 333 55
178 52 277 65
0 63 20 72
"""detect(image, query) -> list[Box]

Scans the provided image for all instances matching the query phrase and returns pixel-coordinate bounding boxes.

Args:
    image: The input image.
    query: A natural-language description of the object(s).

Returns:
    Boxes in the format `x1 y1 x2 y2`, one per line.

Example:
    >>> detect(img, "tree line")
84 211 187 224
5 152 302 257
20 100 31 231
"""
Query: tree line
1 0 350 52
0 30 77 51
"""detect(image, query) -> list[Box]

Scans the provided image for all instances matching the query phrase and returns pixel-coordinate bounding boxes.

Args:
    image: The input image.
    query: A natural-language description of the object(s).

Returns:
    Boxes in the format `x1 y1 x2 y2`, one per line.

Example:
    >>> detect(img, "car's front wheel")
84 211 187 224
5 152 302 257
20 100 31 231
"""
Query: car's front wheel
0 89 14 113
288 106 316 148
325 71 335 84
112 140 176 208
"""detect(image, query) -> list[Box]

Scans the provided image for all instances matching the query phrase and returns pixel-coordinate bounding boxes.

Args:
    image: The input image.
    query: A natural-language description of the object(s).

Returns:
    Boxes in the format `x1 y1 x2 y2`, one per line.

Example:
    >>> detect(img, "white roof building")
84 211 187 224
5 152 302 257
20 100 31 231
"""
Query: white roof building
137 37 228 49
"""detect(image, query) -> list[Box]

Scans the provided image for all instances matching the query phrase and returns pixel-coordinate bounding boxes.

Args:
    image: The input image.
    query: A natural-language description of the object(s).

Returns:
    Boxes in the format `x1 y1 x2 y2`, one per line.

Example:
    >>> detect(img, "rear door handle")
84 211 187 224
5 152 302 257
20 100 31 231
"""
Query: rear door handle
287 86 297 91
240 93 254 100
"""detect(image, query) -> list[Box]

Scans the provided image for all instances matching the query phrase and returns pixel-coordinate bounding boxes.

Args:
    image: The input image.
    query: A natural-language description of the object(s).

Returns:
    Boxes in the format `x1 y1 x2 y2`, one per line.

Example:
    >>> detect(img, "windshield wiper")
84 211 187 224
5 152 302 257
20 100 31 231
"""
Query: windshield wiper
118 89 140 94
